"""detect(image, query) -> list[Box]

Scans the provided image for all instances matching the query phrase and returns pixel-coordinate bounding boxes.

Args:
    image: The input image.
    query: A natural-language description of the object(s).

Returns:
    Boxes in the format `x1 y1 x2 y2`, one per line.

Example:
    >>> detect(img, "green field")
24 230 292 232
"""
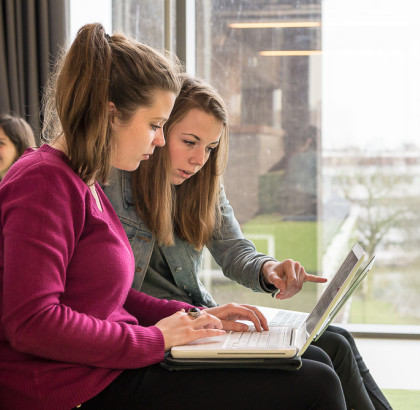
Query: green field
238 214 420 326
243 214 318 271
350 295 420 325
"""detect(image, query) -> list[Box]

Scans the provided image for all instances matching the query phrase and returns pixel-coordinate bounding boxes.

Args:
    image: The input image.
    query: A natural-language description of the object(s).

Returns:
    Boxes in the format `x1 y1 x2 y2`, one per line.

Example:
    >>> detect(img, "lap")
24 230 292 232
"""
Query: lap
80 355 345 410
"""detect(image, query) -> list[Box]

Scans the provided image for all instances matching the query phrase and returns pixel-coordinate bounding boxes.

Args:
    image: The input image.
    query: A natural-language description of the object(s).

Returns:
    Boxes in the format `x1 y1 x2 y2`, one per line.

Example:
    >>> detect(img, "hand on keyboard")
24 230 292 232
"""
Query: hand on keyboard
205 303 269 332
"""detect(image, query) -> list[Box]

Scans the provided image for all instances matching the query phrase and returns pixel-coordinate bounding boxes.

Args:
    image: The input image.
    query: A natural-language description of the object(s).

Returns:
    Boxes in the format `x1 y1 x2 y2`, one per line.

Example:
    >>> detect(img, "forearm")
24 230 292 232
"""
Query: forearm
215 238 277 292
3 301 166 369
124 288 197 326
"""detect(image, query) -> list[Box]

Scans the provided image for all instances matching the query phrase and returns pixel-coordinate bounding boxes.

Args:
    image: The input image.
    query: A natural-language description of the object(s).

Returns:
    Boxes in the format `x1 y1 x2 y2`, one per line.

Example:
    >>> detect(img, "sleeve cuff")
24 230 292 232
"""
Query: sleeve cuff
258 259 278 293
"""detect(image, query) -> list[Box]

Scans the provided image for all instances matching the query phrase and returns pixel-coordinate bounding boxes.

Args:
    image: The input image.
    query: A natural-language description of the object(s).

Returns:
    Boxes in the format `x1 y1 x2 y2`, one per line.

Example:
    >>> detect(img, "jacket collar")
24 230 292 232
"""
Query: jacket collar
121 169 135 208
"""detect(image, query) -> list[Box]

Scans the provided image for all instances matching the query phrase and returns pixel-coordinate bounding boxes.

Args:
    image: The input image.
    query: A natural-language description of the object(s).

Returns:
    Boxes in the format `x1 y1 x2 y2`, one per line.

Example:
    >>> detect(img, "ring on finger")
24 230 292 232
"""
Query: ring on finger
187 307 201 319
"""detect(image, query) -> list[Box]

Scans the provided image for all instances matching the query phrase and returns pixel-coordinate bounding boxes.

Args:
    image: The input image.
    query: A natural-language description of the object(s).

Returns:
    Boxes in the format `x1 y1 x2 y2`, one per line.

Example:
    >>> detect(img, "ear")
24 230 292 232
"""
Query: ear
108 102 116 124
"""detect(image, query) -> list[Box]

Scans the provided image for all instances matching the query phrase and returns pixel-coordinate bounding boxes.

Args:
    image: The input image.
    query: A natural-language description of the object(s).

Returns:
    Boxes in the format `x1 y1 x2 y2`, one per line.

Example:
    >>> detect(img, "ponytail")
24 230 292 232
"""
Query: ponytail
43 23 181 183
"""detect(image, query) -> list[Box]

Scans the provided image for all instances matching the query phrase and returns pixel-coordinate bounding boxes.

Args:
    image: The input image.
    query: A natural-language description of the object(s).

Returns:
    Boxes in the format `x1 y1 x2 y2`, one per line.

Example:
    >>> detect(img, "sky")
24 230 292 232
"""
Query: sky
322 0 420 151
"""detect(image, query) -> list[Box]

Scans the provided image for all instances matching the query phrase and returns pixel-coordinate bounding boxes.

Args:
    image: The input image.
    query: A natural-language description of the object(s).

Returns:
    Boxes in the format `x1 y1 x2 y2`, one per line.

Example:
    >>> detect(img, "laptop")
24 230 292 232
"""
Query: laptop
268 254 375 342
171 243 366 359
312 255 376 341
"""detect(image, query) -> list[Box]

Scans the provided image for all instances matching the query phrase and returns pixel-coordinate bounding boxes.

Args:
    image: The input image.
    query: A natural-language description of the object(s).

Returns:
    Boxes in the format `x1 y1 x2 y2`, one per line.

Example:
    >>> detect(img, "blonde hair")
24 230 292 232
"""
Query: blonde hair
42 23 181 183
132 74 229 248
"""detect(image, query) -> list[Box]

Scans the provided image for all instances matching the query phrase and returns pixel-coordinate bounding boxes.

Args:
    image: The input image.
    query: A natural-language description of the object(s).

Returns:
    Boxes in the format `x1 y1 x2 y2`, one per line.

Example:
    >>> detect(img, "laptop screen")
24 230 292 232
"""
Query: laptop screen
305 248 360 334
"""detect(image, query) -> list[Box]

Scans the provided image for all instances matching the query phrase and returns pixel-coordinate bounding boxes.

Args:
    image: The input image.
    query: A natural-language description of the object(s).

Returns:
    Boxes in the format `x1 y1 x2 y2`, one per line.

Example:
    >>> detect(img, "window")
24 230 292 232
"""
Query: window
195 0 322 312
194 0 420 330
112 0 167 50
69 0 112 42
69 0 420 332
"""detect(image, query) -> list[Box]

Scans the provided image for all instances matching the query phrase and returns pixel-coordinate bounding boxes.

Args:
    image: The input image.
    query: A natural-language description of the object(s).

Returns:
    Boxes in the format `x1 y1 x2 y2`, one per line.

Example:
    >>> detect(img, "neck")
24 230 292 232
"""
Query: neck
50 137 97 185
50 136 68 156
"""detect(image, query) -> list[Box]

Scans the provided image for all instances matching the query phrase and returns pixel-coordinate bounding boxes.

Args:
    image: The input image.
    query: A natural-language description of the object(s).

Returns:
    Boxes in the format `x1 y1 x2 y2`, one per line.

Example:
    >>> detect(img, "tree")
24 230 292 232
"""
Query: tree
338 171 415 258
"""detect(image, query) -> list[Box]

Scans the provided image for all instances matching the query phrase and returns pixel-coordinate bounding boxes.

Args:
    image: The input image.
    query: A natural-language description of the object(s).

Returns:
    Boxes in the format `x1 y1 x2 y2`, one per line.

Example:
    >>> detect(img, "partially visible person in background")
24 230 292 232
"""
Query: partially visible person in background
0 113 36 181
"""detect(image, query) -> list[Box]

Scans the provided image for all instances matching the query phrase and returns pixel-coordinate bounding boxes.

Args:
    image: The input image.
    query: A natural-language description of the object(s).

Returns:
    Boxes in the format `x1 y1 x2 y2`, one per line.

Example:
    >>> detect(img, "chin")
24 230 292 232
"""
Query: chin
114 161 141 172
129 162 142 171
172 178 184 186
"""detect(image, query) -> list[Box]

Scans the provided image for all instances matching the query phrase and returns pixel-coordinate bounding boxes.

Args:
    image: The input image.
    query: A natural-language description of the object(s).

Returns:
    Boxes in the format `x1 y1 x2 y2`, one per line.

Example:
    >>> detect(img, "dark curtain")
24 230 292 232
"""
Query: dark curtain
0 0 67 143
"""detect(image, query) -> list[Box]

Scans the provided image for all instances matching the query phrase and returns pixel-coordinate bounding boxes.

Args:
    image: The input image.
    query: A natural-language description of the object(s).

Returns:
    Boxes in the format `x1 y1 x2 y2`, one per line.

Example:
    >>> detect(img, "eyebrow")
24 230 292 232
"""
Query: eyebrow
152 117 168 122
182 133 219 145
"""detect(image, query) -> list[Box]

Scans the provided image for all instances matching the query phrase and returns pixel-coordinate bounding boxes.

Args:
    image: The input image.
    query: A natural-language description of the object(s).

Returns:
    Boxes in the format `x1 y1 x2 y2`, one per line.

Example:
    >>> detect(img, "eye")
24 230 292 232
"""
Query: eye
206 146 218 153
151 124 161 131
183 140 195 147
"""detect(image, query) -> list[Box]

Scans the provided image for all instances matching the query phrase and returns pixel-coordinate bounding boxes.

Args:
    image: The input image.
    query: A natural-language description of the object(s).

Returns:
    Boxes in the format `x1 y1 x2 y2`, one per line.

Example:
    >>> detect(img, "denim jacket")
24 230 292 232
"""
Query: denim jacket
103 169 276 307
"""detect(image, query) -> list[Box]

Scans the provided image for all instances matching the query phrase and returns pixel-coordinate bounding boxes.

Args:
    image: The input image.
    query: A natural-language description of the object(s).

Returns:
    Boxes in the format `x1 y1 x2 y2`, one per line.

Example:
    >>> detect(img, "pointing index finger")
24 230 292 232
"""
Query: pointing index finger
304 273 328 283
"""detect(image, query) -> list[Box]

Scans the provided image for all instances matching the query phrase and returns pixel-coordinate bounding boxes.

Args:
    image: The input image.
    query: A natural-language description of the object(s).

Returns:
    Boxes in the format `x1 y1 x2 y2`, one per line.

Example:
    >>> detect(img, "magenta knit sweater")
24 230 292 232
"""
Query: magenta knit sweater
0 145 195 410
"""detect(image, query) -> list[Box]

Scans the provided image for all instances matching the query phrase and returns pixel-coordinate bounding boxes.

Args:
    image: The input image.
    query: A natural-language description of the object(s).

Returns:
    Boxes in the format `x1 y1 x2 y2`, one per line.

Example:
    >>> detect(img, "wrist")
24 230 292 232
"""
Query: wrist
261 260 276 284
259 260 277 292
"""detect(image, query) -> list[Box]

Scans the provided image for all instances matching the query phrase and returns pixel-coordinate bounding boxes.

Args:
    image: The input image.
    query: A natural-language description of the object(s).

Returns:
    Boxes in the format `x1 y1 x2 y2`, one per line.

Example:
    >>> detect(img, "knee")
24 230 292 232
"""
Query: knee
334 333 352 357
303 345 334 368
315 331 354 364
328 325 355 343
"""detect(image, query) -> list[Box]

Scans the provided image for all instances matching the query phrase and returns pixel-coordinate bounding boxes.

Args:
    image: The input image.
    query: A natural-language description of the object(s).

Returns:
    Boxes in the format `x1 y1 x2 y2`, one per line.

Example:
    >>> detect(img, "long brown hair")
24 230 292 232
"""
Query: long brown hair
42 23 181 183
132 74 229 248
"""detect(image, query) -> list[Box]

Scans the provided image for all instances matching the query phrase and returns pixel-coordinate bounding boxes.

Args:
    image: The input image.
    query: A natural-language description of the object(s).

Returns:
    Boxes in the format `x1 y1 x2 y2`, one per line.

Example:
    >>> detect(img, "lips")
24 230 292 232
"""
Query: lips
178 169 194 178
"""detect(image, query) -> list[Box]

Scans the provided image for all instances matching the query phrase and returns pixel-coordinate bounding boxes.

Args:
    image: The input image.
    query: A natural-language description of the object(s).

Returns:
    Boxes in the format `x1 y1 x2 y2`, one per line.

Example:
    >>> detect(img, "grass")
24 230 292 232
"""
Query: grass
243 215 318 271
350 295 420 325
238 213 420 326
383 389 420 410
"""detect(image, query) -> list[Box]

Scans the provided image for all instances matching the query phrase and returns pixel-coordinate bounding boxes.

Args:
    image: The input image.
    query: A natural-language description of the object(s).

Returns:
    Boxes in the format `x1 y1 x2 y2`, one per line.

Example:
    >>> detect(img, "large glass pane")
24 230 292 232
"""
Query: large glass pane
112 0 174 50
195 0 420 328
196 0 322 311
322 0 420 327
69 0 112 41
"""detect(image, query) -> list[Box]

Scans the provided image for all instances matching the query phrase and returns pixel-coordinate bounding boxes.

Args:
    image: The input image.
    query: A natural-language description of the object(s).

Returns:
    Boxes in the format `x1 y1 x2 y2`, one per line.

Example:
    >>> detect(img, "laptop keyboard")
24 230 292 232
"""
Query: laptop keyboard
269 310 307 328
221 310 308 350
224 326 293 349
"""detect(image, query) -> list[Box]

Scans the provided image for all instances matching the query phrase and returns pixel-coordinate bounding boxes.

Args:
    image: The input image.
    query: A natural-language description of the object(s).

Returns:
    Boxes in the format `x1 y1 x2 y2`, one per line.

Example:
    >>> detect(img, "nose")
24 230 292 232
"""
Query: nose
191 147 207 167
153 128 165 147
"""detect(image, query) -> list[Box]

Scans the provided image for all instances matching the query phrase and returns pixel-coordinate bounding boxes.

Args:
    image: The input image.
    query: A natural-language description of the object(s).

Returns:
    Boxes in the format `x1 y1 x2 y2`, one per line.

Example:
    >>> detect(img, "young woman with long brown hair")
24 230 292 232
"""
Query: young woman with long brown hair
104 74 391 410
